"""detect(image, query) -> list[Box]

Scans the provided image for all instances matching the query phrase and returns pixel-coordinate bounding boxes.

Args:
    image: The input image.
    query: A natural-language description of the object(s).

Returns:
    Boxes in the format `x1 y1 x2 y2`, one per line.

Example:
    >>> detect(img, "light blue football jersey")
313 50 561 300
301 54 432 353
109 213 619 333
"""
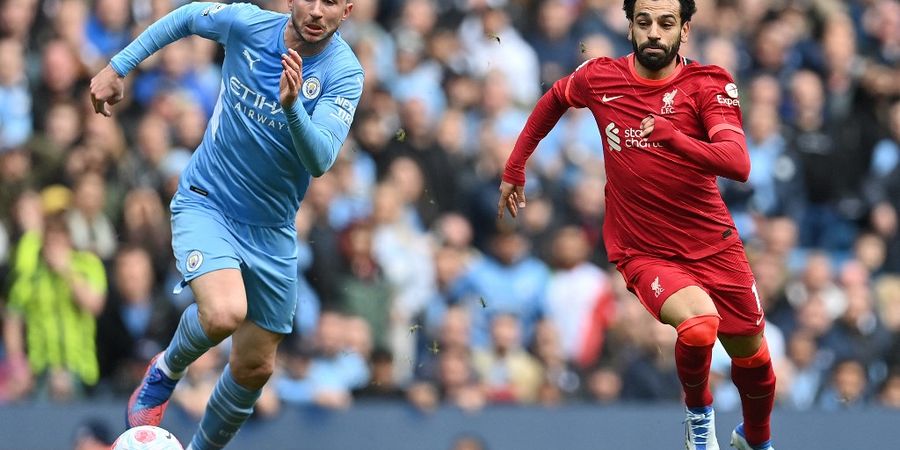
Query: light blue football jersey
111 2 364 226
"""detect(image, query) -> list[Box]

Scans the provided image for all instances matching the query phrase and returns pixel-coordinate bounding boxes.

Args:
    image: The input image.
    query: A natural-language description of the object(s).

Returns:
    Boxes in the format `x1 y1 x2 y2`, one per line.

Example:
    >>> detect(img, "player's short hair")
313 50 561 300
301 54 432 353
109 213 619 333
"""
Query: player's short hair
623 0 697 24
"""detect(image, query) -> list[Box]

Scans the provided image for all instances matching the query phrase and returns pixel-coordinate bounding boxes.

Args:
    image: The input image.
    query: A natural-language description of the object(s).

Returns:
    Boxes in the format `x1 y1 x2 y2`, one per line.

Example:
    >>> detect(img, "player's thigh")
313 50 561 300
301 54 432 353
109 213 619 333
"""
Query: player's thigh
718 331 764 358
692 243 765 337
616 256 717 327
240 224 299 335
171 200 247 334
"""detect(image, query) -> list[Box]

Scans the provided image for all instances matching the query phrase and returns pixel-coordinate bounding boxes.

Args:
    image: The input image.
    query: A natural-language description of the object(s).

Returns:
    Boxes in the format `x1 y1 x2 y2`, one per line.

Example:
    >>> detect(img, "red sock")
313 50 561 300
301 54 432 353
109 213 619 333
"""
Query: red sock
675 315 720 408
731 338 776 445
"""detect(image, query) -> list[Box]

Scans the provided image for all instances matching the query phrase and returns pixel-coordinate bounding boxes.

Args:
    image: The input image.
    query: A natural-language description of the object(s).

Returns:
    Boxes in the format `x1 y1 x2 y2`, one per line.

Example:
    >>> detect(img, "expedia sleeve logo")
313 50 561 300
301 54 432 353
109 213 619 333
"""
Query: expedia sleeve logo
302 77 321 99
717 82 740 107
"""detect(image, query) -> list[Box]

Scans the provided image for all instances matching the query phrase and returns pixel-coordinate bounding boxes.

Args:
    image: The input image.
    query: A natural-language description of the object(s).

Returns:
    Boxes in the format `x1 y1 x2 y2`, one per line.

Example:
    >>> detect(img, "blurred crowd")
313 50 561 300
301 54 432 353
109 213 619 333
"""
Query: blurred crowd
2 0 900 430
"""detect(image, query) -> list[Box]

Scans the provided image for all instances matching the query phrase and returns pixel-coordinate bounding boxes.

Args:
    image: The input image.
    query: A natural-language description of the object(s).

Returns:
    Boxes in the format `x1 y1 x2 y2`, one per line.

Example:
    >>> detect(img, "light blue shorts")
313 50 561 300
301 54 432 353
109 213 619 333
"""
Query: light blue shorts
170 193 298 334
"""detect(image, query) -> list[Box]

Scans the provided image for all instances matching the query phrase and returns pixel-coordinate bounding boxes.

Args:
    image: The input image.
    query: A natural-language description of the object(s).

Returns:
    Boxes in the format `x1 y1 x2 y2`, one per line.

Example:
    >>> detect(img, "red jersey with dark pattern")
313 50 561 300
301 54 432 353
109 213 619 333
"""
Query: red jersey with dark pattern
509 54 747 262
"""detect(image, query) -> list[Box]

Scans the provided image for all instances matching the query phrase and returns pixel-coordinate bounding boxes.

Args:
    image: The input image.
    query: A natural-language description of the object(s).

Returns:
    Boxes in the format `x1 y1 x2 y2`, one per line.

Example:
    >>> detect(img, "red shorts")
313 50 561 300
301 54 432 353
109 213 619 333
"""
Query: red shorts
615 243 764 336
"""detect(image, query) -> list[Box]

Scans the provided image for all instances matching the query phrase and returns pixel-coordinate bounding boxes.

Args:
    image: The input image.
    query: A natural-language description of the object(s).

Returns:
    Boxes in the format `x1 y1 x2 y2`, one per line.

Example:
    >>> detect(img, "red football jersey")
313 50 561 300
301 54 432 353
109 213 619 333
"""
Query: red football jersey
512 54 747 262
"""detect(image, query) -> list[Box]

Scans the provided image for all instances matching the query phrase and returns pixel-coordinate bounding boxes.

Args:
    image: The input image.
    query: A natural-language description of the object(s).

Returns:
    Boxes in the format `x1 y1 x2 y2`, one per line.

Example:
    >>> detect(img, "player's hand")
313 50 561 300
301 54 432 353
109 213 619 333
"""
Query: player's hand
497 180 526 219
280 48 303 108
640 114 655 138
89 64 124 117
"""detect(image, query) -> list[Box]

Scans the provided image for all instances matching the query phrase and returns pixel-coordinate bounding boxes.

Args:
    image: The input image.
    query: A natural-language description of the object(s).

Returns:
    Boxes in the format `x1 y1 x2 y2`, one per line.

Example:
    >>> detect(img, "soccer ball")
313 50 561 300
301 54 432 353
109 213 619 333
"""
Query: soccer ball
111 426 184 450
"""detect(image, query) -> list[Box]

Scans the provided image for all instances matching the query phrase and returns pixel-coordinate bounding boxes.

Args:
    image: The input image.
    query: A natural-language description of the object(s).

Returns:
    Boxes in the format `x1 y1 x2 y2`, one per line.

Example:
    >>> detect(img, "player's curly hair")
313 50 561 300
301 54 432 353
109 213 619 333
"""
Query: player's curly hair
623 0 697 24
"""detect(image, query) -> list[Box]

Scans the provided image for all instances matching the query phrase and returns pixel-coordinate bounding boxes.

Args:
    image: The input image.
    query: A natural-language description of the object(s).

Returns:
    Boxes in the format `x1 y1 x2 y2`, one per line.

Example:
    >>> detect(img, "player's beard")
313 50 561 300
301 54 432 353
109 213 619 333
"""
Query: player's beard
632 35 681 72
290 16 335 46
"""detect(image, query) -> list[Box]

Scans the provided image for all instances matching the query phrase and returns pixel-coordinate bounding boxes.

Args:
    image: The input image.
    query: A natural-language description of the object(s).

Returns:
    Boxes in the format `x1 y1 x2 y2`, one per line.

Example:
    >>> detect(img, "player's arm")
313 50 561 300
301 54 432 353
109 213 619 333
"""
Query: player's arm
643 115 750 182
90 2 241 116
642 67 750 182
280 49 363 177
498 69 585 219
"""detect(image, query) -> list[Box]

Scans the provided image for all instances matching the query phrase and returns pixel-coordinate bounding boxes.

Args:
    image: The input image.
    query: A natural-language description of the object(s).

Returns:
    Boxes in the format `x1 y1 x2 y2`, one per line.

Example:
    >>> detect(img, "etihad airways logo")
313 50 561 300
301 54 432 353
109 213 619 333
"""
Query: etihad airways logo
229 76 286 130
605 121 663 151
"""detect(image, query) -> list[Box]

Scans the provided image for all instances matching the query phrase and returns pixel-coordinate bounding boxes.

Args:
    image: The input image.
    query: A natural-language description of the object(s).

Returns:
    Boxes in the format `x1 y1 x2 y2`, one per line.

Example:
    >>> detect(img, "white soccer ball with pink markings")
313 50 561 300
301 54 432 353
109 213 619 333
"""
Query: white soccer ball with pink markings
112 426 184 450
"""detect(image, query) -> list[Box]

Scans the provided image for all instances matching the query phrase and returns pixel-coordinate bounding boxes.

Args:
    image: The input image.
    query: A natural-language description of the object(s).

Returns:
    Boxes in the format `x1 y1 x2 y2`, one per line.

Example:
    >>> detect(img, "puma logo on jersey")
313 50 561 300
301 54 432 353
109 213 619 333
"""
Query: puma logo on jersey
243 49 260 71
660 88 678 114
651 276 664 297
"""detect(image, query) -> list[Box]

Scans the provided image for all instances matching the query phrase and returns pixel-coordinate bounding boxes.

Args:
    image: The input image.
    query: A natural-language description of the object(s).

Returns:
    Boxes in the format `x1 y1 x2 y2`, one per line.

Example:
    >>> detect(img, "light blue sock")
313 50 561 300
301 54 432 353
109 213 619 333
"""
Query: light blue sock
189 364 262 450
164 303 217 374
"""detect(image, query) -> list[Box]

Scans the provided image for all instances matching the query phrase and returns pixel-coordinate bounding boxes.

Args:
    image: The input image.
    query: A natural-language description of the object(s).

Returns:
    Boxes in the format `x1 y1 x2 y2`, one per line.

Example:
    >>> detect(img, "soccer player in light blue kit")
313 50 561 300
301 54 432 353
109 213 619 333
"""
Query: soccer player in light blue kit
89 1 362 448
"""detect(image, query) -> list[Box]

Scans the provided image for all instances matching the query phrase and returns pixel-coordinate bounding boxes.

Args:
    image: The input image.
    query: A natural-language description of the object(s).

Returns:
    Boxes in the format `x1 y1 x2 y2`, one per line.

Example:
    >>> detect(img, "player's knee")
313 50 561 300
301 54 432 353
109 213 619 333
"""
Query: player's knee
231 357 275 390
199 304 246 339
732 337 772 369
676 314 720 347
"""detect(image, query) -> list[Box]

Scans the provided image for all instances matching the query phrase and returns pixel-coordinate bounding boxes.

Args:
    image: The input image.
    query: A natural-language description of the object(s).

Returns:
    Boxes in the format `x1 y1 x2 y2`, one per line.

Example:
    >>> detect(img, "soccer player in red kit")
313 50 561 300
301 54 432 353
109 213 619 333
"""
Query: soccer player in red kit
497 1 775 449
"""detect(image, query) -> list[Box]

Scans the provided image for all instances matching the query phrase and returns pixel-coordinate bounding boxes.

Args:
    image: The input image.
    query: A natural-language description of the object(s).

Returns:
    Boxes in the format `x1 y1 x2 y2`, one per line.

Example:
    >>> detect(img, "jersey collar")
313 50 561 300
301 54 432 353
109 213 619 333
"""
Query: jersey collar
627 53 684 86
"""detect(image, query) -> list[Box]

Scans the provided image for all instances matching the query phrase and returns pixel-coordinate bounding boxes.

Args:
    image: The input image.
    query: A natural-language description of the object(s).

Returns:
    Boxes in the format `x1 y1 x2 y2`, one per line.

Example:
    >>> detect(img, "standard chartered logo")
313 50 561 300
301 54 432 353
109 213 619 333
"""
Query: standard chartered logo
605 121 663 151
605 122 621 152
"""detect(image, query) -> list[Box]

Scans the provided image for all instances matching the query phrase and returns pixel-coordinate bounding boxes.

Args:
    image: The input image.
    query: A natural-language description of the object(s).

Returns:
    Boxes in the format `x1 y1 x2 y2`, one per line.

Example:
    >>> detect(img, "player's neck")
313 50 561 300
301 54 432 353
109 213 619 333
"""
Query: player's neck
633 58 680 81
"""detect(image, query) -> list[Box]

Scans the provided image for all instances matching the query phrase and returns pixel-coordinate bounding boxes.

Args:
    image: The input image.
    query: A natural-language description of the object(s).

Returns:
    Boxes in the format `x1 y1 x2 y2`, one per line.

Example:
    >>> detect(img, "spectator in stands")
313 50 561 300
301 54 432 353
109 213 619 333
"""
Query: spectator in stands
4 212 106 401
32 40 85 129
407 346 485 413
96 245 178 394
275 312 370 410
449 434 489 450
335 219 391 351
877 368 900 409
531 320 581 404
473 313 543 403
543 226 613 368
527 0 579 90
787 70 873 254
66 172 117 261
453 227 548 349
0 38 31 151
119 188 172 279
818 359 869 411
83 0 131 61
458 0 540 106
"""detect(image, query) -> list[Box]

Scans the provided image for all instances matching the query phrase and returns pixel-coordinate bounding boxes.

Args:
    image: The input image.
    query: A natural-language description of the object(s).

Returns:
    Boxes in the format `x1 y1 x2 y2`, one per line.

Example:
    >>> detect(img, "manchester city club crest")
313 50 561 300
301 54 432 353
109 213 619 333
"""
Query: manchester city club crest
302 77 321 99
186 250 203 273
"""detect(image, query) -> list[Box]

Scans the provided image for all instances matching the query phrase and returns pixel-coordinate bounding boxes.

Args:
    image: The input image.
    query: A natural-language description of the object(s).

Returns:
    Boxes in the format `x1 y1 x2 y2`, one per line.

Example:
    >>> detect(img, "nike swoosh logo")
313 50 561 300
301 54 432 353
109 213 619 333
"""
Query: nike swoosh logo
745 392 773 400
602 94 624 103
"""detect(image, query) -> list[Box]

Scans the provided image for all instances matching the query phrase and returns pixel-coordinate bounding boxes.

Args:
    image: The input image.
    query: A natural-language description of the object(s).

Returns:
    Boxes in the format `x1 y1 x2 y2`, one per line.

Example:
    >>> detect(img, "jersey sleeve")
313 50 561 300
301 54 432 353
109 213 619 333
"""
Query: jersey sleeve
110 2 248 76
188 2 246 44
697 66 744 139
559 58 600 108
284 66 364 177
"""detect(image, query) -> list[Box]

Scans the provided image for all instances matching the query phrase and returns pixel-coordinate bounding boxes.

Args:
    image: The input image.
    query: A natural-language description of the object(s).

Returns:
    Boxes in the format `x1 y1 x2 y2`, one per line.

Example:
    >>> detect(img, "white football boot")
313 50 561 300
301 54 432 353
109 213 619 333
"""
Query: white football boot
684 405 720 450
